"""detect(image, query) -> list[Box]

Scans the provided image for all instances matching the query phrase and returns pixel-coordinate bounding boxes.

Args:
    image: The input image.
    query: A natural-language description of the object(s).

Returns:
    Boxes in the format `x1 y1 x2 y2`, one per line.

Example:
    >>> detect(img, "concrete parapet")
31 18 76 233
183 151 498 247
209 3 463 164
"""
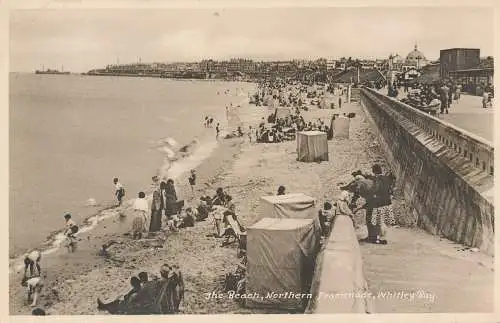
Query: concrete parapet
306 215 370 313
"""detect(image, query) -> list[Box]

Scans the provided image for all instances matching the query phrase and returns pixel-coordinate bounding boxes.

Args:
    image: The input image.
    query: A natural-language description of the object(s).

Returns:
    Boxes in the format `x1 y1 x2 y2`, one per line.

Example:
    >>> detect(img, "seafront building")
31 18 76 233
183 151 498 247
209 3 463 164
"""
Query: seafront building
85 44 493 96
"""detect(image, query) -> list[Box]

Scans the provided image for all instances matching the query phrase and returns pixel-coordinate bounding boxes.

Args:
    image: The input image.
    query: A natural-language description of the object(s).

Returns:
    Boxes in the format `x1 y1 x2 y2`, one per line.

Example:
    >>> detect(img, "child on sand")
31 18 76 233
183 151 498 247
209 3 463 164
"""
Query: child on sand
21 275 44 307
63 214 78 252
132 192 149 239
318 202 336 236
24 250 42 278
113 178 125 206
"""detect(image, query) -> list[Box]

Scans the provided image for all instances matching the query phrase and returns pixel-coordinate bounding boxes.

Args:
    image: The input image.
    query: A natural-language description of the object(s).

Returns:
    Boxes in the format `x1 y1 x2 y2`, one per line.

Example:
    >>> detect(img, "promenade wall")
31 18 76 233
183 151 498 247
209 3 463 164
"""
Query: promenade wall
360 88 494 255
306 215 370 313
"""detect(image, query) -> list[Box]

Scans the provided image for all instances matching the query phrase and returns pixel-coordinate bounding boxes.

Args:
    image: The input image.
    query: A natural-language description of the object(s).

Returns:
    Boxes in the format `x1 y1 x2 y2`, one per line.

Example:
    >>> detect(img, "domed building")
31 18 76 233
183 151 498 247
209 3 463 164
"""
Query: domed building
405 44 429 69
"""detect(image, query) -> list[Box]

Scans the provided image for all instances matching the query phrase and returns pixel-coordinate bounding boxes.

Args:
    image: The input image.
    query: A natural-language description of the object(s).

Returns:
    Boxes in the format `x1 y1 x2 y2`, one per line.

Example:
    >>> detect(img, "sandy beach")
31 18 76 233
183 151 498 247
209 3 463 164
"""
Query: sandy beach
10 97 404 315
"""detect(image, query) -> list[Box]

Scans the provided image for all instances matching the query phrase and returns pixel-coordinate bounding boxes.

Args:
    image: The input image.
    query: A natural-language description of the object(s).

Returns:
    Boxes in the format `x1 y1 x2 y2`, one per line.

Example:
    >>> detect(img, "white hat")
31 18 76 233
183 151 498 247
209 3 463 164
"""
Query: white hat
338 190 350 201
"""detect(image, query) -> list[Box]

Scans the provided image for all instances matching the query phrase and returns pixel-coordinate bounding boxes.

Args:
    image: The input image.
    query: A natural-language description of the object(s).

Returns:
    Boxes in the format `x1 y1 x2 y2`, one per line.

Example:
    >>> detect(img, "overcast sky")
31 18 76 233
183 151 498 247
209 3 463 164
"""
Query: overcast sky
10 7 494 73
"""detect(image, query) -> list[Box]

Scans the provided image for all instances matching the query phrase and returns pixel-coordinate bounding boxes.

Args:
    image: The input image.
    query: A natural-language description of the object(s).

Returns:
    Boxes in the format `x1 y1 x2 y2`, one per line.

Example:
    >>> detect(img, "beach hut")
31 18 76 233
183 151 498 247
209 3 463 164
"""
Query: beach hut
259 193 317 222
332 116 350 139
245 217 320 310
275 107 292 120
296 131 329 162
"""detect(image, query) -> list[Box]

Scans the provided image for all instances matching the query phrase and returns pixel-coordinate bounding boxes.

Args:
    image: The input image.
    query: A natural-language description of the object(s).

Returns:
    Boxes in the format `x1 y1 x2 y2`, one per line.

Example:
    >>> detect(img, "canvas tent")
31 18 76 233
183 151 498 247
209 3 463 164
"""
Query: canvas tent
246 217 321 310
259 193 321 234
332 116 350 139
260 193 317 221
275 107 292 120
297 131 329 162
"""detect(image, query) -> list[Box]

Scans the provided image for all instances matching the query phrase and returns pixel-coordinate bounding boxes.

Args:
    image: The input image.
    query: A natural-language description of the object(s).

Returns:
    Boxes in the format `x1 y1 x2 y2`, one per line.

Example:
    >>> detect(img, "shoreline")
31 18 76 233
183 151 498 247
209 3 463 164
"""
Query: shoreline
9 122 257 315
8 78 255 261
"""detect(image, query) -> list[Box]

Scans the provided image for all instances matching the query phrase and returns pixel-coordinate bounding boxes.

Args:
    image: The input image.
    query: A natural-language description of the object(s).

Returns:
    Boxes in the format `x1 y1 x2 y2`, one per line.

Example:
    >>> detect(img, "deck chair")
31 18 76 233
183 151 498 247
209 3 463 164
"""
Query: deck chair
221 213 245 247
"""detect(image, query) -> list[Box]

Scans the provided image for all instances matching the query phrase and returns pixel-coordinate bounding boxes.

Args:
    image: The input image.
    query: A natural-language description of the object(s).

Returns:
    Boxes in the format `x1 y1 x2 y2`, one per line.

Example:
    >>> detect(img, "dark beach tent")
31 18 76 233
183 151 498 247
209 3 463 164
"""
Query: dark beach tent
245 216 320 311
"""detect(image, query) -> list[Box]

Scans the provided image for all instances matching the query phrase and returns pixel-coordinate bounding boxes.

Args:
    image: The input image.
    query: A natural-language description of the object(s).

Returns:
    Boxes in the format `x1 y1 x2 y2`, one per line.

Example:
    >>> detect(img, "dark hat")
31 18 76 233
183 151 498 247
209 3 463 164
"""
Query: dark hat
351 170 363 177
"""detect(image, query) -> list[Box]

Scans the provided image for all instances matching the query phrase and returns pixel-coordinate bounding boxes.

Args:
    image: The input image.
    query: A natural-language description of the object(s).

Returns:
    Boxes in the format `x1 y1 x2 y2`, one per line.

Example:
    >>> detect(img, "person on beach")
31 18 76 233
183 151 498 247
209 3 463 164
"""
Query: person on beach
21 275 44 307
151 175 160 189
164 179 179 217
188 169 196 194
336 191 356 223
24 250 42 278
138 272 149 286
177 207 196 229
196 196 212 221
63 213 78 252
132 192 149 239
32 308 46 315
277 185 286 196
204 116 209 127
212 187 228 206
150 186 162 233
113 178 125 206
209 117 214 127
159 180 167 214
318 202 335 236
156 264 184 314
338 97 342 109
97 276 142 313
216 123 221 139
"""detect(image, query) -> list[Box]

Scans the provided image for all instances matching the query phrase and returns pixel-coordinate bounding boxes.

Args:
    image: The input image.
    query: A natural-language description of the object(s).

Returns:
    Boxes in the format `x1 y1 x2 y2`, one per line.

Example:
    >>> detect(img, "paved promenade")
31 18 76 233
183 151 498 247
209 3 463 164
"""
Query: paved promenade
439 94 493 142
358 226 494 313
352 90 494 313
392 88 493 142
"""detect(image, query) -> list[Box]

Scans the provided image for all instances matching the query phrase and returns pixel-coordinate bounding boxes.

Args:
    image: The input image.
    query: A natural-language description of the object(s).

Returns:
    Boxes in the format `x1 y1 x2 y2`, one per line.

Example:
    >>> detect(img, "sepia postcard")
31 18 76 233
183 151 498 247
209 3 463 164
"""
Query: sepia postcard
1 1 498 322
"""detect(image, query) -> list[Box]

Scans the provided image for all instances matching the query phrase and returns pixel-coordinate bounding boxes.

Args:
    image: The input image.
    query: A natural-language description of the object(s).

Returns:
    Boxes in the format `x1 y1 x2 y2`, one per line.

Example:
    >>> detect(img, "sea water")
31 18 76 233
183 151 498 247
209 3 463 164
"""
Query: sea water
9 73 255 259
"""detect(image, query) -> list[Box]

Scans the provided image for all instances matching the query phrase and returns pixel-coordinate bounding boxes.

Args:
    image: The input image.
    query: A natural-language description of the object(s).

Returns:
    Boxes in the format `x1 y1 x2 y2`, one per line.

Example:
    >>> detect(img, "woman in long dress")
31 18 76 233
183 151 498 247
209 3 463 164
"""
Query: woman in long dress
132 192 149 239
164 179 179 223
369 165 395 244
150 188 162 232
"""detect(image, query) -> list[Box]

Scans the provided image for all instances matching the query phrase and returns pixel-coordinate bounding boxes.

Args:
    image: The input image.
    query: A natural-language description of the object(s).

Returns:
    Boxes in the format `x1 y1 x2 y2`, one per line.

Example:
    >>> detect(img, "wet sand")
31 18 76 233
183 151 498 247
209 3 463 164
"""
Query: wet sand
10 98 399 315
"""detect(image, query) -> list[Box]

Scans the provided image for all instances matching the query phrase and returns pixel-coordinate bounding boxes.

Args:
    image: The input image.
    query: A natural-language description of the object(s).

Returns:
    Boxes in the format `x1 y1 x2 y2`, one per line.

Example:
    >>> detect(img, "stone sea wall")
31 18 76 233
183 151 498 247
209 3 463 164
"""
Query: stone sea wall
360 88 494 255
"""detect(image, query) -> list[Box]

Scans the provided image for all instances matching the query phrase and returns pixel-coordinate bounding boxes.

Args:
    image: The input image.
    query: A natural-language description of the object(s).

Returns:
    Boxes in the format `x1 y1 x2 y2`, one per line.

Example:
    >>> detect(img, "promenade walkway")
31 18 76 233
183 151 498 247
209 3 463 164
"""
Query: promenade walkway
391 88 493 142
355 90 494 313
358 225 494 313
440 94 493 142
